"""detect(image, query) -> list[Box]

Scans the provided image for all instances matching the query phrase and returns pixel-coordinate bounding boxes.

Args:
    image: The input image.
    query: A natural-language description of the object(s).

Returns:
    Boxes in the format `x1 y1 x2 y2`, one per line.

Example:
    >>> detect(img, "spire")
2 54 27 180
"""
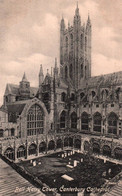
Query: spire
87 12 91 25
75 1 79 16
60 15 65 31
39 64 43 76
22 72 28 82
39 64 44 86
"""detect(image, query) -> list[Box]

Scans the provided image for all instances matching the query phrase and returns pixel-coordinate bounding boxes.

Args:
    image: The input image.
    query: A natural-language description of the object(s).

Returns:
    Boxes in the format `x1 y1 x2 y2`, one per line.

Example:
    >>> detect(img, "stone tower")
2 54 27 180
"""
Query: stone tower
19 73 30 100
60 4 91 89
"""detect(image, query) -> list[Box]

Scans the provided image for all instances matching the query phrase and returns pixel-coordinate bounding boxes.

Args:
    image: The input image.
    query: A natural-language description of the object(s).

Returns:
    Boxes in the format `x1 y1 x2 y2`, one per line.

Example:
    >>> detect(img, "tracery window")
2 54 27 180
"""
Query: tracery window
93 112 102 132
81 112 89 130
71 112 77 129
60 111 66 128
27 104 44 136
108 112 117 135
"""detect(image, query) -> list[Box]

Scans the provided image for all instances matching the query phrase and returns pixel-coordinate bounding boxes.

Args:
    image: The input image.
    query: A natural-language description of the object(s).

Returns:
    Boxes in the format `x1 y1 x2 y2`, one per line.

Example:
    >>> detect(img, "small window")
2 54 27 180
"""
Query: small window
84 105 86 108
96 104 99 108
111 104 114 107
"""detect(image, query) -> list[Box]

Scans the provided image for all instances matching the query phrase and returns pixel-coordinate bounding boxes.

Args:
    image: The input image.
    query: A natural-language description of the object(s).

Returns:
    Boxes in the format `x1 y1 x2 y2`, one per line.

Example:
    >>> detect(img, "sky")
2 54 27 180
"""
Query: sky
0 0 122 105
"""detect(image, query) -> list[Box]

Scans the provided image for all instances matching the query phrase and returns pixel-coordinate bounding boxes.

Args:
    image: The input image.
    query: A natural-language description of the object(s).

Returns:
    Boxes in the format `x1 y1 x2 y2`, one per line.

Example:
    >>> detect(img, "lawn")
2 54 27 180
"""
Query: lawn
18 151 122 193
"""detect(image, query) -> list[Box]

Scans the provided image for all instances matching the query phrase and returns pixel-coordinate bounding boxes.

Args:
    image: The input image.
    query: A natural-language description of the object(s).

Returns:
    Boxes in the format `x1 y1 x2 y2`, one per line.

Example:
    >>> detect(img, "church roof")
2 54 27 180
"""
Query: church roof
4 83 38 97
7 103 26 115
88 71 122 88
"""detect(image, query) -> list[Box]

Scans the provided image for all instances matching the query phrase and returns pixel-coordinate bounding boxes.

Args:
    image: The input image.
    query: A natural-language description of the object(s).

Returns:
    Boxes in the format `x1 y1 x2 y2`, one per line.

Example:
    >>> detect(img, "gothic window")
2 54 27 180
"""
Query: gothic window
108 112 118 135
70 34 73 49
11 128 15 136
61 92 66 102
81 34 83 49
91 91 96 98
69 64 73 79
0 129 4 137
60 111 66 128
28 143 37 155
81 112 89 130
85 37 87 51
27 104 44 136
81 63 83 78
65 66 68 78
4 147 14 160
93 112 102 132
17 146 26 158
80 92 85 99
70 93 75 101
71 112 77 129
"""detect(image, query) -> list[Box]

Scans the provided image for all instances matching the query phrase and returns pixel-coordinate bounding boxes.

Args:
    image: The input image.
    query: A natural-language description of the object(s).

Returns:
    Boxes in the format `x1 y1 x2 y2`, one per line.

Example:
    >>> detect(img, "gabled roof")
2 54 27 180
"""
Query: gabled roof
7 103 26 115
4 83 38 97
88 71 122 88
4 84 19 95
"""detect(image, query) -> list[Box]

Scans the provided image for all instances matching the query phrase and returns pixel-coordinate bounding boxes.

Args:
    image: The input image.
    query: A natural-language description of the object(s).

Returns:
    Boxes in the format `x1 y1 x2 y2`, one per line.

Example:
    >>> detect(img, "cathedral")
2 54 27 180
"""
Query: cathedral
0 5 122 161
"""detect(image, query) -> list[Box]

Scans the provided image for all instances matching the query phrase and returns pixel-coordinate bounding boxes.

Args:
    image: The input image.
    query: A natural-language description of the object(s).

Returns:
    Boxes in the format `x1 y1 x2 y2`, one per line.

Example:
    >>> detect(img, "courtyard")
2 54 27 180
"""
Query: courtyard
17 150 122 194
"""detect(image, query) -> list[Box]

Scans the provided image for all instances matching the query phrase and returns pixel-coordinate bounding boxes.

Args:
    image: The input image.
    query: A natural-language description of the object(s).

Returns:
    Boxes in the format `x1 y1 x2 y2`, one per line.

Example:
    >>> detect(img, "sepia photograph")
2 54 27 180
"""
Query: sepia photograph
0 0 122 195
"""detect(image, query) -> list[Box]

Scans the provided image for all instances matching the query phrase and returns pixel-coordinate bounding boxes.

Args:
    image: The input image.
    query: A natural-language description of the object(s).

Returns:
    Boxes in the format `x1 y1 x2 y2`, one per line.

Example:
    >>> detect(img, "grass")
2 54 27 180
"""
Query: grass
18 150 122 192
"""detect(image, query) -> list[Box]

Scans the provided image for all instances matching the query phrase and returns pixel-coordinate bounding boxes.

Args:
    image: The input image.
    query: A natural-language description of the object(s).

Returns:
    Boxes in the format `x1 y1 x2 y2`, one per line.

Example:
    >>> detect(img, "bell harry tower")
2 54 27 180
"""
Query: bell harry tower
60 4 91 89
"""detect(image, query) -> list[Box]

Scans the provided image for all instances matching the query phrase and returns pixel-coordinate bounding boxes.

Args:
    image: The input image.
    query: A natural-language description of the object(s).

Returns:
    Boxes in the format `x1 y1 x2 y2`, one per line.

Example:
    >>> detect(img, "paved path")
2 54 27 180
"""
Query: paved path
104 180 122 196
0 158 45 196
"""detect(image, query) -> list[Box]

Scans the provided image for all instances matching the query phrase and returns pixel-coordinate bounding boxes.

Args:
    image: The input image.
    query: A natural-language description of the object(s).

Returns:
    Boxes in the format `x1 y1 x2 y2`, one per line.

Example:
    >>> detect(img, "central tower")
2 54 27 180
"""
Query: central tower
60 5 91 89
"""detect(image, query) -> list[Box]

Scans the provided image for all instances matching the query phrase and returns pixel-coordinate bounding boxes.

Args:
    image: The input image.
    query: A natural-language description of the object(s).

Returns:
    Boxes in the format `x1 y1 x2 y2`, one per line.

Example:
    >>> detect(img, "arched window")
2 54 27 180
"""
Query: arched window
17 146 26 158
69 64 73 79
81 63 83 78
27 104 44 136
81 34 83 49
71 112 77 129
0 129 4 137
11 128 15 136
93 143 100 154
71 93 75 101
71 34 73 49
93 112 102 132
65 66 68 78
61 92 66 102
91 91 96 98
108 112 118 135
81 112 89 130
28 143 37 155
80 92 85 100
64 137 69 147
48 140 55 150
74 139 81 149
102 145 111 157
84 141 90 152
60 111 66 128
39 142 46 153
56 139 63 149
4 147 14 160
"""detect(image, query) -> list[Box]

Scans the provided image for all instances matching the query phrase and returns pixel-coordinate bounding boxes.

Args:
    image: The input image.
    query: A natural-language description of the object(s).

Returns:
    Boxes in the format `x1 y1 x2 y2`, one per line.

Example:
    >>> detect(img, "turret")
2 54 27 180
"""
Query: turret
60 17 65 65
54 58 58 78
19 72 30 100
39 64 44 87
